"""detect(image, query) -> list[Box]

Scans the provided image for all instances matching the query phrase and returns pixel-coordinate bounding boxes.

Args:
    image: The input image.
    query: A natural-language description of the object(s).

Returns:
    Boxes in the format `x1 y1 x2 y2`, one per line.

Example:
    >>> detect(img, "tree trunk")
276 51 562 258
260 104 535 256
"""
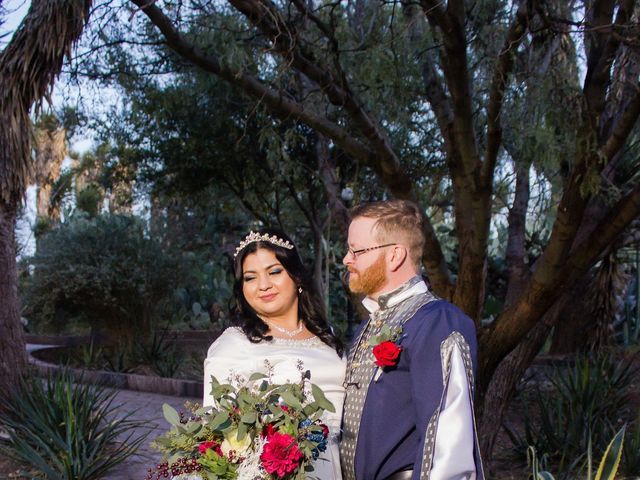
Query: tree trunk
477 293 567 468
477 261 611 466
0 200 27 397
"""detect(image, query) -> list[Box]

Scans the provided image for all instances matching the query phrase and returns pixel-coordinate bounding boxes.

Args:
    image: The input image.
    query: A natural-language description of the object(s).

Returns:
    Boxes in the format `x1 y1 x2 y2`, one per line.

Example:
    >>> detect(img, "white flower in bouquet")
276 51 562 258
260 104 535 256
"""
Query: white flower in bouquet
235 436 267 480
221 429 253 457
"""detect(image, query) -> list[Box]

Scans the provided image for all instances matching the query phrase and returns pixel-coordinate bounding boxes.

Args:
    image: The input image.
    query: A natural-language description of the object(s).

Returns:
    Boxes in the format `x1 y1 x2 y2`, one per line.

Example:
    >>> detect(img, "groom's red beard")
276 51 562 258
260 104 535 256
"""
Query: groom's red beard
348 253 387 296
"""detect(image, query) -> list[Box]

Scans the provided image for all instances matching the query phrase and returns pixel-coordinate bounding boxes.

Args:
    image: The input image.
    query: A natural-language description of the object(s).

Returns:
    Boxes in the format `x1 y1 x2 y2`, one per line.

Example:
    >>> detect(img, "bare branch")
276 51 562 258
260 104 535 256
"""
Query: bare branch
601 83 640 161
128 0 378 167
480 182 640 385
481 2 528 187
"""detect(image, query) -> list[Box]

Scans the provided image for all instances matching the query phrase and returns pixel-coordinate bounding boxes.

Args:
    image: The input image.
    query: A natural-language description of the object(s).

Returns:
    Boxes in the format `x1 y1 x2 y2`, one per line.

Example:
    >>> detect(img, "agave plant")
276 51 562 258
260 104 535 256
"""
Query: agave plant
509 352 636 477
530 426 626 480
0 370 148 480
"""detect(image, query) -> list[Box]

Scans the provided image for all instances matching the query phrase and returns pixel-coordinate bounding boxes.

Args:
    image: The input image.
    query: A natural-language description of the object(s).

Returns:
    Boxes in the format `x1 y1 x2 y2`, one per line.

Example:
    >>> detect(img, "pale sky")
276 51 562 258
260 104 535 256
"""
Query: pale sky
1 0 29 43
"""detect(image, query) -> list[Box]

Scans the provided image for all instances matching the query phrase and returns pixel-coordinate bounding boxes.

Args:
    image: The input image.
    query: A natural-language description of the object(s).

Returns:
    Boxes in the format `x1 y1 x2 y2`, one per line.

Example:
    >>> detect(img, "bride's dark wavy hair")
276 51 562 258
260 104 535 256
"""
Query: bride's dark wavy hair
232 228 343 357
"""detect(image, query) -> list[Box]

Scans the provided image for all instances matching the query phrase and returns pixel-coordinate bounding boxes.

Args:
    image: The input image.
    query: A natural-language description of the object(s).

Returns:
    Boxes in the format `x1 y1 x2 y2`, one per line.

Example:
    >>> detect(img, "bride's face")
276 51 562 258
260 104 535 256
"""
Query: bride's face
241 248 299 320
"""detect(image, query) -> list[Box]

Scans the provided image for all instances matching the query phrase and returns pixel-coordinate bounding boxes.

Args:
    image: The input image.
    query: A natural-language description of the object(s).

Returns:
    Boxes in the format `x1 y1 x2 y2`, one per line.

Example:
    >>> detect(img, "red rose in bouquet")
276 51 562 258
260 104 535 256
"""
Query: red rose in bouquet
198 440 223 456
372 340 402 367
262 423 277 438
261 431 303 477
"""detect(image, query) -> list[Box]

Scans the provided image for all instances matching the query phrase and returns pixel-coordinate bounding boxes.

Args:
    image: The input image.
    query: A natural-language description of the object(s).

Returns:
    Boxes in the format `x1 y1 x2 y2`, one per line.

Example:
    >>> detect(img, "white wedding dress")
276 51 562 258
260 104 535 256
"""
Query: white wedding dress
203 327 346 480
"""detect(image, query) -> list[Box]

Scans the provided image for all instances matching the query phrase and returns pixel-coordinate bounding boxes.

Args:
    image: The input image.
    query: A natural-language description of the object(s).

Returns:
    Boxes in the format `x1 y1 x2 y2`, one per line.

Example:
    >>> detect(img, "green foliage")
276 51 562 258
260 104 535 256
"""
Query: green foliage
135 329 182 378
507 353 636 478
620 416 640 477
75 184 103 217
77 340 105 369
104 350 133 373
528 425 626 480
172 257 233 331
33 215 54 238
24 214 183 346
0 371 147 480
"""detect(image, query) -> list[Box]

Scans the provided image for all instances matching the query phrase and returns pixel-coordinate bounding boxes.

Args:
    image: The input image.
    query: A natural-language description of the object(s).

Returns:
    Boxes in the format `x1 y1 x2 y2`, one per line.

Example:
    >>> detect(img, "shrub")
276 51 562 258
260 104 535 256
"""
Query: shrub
620 416 640 477
135 329 182 378
507 352 637 478
0 371 148 479
24 214 183 347
529 425 626 480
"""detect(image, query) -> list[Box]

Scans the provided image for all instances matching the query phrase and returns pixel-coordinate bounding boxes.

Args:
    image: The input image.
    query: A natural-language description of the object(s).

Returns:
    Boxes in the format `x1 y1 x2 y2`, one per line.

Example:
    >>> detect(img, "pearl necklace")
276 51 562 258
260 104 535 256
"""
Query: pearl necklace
265 320 304 338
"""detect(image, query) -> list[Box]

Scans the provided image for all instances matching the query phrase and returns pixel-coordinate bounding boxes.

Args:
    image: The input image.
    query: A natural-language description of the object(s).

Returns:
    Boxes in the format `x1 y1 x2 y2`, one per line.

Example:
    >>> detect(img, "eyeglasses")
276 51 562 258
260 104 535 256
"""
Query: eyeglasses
346 243 396 259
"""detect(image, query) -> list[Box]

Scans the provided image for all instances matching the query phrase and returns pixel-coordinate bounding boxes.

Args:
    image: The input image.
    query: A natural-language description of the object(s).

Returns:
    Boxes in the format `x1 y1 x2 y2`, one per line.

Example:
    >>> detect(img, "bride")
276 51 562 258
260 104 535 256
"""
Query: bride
203 229 346 480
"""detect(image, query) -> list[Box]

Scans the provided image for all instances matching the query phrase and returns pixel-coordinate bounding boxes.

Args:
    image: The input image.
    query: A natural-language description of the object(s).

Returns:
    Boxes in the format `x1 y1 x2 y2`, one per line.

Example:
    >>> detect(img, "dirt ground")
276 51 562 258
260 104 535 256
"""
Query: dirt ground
0 456 25 480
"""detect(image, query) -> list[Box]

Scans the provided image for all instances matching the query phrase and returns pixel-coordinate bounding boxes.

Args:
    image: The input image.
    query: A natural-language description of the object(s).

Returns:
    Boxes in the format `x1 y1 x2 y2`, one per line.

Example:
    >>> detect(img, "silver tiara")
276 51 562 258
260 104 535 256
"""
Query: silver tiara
234 231 294 257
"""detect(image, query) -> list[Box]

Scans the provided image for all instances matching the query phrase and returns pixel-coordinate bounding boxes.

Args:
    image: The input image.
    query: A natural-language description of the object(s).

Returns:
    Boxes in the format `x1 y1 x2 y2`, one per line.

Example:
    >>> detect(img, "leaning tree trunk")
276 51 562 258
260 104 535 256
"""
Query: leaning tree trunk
477 293 569 468
0 0 92 395
0 201 26 401
477 253 618 468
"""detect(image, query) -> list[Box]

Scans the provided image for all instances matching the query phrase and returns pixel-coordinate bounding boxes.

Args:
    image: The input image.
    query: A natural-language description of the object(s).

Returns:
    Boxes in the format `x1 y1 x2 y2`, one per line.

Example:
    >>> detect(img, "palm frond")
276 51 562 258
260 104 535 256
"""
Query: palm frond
0 0 92 203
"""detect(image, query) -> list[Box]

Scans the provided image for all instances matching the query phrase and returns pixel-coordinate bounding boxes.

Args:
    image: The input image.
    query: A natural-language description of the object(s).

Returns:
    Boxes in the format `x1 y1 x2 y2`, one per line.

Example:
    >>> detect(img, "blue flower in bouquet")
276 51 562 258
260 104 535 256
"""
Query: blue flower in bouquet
299 419 329 460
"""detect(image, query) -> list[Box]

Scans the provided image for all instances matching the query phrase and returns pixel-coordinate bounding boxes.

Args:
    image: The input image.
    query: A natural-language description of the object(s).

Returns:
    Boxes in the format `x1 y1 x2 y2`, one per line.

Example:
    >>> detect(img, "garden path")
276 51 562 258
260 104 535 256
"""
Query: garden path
26 343 200 480
102 389 199 480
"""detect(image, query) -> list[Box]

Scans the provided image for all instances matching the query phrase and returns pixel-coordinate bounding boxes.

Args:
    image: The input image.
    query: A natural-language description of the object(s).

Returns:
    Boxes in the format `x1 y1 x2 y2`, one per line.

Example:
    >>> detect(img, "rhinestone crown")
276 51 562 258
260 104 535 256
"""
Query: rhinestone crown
234 231 294 257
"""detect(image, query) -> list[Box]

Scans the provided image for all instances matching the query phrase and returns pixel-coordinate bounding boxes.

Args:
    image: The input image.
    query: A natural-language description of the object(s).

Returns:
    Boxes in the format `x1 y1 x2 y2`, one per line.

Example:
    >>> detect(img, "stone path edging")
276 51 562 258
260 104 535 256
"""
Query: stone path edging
27 344 204 398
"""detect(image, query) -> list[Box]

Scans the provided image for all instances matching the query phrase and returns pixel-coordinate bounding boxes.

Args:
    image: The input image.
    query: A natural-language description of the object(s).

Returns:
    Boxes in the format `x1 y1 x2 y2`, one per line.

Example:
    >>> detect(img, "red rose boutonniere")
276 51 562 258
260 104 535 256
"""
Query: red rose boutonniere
367 324 405 374
372 340 403 367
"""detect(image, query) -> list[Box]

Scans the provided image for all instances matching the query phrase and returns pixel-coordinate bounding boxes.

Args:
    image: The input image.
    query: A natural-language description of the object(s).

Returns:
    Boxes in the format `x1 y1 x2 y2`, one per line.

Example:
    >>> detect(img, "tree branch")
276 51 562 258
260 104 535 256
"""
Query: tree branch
481 2 529 188
504 160 530 306
228 0 406 186
128 0 378 168
601 82 640 161
583 0 632 136
479 182 640 386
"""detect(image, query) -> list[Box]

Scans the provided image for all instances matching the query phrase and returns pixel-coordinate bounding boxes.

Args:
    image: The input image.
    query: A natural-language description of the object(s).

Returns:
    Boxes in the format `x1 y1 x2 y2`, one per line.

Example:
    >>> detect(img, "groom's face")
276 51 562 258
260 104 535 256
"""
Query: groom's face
344 217 389 296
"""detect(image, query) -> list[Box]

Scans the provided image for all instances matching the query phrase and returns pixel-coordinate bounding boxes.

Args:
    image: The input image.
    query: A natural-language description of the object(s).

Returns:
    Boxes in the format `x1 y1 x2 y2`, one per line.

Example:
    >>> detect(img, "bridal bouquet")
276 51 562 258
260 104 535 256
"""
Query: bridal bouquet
145 364 335 480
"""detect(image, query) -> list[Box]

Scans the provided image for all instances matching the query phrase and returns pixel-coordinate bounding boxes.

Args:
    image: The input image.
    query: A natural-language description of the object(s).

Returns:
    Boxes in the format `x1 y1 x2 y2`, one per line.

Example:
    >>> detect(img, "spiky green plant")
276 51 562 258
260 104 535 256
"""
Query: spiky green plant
529 426 626 480
0 370 147 479
509 352 635 477
620 416 640 477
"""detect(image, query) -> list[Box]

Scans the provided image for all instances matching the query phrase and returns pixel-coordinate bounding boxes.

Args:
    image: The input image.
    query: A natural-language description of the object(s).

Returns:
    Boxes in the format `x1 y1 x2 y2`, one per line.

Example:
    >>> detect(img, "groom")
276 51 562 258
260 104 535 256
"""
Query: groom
339 200 484 480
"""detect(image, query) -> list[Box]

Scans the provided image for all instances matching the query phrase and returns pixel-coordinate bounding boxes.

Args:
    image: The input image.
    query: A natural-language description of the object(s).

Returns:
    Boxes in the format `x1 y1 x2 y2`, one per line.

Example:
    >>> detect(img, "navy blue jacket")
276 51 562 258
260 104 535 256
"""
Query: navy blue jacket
351 300 481 480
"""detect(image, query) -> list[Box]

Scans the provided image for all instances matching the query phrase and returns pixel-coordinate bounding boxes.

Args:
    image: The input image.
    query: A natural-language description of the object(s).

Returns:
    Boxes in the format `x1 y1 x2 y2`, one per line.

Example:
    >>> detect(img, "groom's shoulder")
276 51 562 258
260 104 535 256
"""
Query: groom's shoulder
406 298 476 340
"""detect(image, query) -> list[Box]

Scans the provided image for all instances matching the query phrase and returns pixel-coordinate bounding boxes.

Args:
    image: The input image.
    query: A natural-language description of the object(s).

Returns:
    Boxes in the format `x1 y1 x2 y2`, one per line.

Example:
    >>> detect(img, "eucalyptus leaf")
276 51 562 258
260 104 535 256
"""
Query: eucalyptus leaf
210 411 231 430
311 384 335 413
162 404 182 427
241 412 257 424
237 422 248 440
184 422 203 434
249 372 268 381
279 391 303 410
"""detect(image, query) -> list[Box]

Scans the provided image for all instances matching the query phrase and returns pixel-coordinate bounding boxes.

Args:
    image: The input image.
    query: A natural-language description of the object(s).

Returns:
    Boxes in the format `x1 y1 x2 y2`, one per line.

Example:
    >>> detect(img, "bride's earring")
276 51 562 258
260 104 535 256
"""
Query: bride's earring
298 287 303 294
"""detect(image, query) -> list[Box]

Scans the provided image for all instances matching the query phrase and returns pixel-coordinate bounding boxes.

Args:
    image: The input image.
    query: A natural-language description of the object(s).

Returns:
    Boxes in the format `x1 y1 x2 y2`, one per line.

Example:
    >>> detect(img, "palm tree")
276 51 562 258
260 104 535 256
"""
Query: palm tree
34 114 67 227
0 0 92 395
